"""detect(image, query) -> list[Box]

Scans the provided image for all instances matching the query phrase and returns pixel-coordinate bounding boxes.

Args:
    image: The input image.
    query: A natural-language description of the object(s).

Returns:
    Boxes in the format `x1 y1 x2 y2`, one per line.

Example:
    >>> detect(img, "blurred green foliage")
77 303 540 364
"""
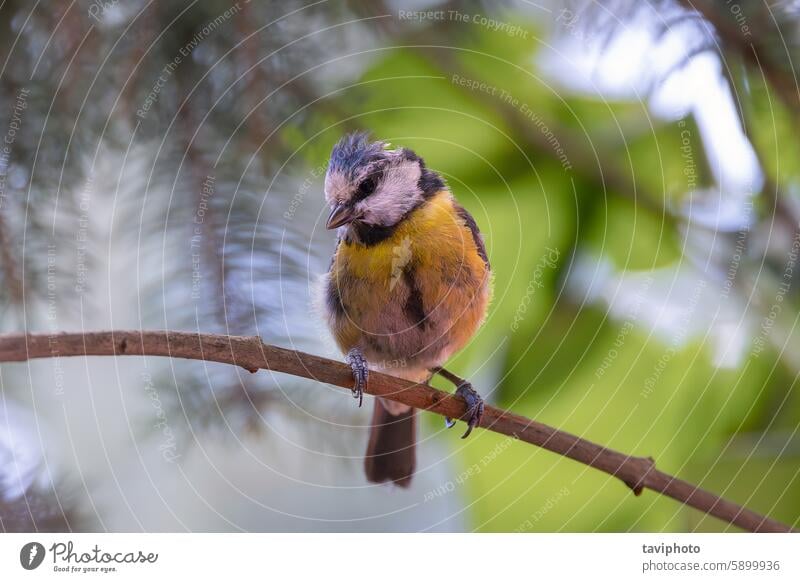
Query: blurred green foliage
288 20 800 532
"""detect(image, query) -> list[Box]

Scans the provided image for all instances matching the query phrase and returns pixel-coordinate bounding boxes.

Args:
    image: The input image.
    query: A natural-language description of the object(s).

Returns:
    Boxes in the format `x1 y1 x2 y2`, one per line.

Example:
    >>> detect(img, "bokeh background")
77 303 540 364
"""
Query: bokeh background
1 0 799 532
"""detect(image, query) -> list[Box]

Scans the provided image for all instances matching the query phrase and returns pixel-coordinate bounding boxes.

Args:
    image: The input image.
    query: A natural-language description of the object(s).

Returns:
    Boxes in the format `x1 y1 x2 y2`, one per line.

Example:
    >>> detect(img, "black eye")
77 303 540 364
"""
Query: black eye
358 178 376 196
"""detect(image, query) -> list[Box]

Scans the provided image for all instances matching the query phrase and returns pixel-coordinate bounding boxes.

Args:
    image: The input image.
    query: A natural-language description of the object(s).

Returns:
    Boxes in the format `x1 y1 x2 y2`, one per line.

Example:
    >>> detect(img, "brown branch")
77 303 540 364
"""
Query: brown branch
0 330 794 533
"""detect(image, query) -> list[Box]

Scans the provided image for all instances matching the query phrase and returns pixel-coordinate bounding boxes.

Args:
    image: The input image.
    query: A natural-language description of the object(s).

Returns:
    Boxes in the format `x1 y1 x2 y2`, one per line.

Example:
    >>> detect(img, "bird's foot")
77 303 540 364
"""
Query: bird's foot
445 381 484 438
346 348 368 407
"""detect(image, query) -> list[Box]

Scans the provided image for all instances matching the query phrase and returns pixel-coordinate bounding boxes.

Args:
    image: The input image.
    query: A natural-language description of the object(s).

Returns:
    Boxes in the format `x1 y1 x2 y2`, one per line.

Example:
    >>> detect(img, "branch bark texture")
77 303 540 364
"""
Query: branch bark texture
0 330 794 533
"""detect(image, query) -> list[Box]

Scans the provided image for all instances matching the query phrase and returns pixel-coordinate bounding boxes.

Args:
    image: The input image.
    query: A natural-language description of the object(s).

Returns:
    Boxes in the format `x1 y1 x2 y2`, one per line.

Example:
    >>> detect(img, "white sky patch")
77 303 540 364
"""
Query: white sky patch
0 401 48 501
680 187 754 234
653 54 764 195
537 5 763 195
537 4 767 368
567 252 754 369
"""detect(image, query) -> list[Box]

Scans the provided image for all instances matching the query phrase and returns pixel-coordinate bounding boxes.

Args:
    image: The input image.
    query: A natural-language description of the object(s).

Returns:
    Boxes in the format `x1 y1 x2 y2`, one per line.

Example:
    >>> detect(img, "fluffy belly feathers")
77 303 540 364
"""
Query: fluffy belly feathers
325 191 490 371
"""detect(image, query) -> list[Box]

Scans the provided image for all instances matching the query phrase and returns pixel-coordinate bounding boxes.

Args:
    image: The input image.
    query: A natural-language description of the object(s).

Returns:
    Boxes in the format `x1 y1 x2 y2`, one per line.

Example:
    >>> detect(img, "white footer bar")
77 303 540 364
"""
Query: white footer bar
1 533 796 581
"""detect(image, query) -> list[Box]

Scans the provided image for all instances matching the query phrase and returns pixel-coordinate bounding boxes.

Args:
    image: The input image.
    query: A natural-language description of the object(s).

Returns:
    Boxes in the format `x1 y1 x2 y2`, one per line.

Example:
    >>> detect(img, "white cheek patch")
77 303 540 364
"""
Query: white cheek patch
358 160 423 226
324 171 351 205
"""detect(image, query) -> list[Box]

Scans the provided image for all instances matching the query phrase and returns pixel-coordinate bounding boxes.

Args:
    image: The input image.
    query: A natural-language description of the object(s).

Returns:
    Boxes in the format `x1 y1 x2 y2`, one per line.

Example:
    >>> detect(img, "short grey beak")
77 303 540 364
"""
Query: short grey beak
326 204 355 229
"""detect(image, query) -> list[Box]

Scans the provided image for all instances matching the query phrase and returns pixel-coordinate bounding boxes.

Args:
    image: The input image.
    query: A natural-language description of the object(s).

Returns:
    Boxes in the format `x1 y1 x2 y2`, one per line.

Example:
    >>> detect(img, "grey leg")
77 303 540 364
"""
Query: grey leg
346 348 368 407
431 367 485 438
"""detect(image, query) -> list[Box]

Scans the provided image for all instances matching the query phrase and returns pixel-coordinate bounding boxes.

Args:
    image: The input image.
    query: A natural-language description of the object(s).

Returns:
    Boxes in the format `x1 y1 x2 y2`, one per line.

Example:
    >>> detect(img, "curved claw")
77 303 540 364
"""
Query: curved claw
346 348 368 408
444 417 457 429
456 381 484 439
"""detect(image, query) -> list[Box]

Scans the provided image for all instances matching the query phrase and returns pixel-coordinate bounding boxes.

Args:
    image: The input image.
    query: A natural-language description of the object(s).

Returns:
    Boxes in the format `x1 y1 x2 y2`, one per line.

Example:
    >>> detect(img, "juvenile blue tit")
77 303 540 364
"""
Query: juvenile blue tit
321 132 491 487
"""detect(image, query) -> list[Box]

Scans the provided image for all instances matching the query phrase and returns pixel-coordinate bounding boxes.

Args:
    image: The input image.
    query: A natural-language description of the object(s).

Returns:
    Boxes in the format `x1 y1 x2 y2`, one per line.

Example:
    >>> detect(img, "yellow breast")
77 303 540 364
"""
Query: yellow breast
328 190 491 364
333 191 485 282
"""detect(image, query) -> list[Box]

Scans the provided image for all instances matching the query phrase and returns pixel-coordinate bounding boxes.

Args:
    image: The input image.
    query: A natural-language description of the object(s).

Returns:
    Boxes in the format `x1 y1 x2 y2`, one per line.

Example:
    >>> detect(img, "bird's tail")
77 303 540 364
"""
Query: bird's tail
364 398 416 487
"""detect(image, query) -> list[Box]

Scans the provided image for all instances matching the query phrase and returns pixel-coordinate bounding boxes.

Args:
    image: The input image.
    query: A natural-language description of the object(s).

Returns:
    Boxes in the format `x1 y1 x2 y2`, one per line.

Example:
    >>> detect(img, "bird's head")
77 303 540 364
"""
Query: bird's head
323 132 444 231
